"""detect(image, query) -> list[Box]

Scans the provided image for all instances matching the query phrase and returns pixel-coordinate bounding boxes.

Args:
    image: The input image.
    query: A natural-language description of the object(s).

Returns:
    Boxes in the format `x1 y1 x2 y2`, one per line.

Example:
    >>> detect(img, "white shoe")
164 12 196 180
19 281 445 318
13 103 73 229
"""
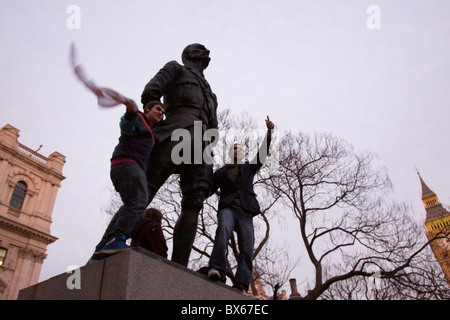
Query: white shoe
208 268 221 281
241 290 259 300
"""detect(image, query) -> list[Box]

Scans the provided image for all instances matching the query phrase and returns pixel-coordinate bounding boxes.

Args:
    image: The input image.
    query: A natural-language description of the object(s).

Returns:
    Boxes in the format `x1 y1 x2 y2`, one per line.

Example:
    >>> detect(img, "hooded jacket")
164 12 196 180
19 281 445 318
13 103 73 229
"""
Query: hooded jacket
130 217 168 258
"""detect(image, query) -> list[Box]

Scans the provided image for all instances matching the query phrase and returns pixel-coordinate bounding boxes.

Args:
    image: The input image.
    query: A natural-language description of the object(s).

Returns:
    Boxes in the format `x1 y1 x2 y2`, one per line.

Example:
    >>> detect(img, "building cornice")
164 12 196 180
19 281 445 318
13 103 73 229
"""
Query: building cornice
0 215 58 245
0 144 65 182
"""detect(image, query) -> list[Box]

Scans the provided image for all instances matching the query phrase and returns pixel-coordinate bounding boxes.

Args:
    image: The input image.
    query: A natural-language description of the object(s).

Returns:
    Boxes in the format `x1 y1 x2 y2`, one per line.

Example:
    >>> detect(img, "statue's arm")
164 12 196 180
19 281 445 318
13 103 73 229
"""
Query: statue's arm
141 60 182 106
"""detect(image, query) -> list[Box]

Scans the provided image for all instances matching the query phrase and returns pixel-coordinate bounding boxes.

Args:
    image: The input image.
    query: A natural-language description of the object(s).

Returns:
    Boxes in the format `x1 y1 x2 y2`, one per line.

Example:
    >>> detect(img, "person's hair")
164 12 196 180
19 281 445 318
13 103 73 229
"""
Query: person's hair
144 208 163 222
144 100 164 113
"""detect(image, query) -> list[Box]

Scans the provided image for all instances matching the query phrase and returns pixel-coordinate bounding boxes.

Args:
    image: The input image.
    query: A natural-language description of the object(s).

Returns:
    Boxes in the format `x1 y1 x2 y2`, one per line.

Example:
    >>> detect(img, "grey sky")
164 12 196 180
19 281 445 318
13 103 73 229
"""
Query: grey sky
1 1 449 292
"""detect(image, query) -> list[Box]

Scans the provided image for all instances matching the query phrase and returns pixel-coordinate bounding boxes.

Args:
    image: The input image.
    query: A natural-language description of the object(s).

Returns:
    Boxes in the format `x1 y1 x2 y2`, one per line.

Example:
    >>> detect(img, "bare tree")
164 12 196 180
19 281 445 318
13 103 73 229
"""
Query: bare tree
102 111 449 299
264 130 450 300
254 243 301 299
322 227 450 300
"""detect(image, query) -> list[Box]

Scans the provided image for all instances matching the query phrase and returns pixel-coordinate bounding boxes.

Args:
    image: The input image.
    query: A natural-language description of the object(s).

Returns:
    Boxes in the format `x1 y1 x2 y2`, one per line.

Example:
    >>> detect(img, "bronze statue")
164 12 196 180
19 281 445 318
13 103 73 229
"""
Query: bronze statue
141 43 218 267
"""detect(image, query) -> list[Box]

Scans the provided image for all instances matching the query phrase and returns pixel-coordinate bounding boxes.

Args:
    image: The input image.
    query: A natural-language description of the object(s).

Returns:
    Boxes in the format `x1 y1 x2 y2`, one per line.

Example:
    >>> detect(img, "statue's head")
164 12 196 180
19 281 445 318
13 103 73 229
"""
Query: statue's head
182 43 211 70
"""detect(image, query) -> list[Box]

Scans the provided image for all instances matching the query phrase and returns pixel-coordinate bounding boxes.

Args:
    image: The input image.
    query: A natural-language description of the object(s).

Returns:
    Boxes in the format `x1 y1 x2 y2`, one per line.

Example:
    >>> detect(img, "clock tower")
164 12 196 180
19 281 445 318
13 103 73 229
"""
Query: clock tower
418 172 450 287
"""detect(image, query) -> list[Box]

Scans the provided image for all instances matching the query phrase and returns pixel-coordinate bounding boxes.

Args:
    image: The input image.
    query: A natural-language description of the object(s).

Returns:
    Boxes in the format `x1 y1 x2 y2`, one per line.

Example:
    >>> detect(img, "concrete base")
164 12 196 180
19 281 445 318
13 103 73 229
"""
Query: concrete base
18 248 251 300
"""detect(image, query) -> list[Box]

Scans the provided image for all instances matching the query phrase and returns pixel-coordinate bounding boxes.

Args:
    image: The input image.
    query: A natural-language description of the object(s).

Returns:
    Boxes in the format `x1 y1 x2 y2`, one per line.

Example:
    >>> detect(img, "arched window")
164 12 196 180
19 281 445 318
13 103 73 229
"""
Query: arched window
9 181 27 210
0 247 7 267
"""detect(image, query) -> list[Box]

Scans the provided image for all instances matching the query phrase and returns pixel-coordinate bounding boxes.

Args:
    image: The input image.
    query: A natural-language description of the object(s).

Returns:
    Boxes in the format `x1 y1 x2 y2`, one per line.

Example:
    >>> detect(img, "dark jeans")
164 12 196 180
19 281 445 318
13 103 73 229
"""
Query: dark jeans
95 162 149 251
209 206 255 290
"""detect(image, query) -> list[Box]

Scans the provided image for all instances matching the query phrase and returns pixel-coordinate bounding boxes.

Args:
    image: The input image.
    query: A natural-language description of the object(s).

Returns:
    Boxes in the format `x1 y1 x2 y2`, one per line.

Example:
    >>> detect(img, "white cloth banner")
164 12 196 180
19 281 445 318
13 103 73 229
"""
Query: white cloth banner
69 42 130 108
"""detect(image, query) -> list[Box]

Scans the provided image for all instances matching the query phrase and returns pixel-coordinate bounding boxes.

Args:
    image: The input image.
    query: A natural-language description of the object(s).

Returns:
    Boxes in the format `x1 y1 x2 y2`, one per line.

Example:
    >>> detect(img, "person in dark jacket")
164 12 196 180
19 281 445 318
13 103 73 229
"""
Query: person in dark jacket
89 99 164 261
207 116 274 293
131 208 168 258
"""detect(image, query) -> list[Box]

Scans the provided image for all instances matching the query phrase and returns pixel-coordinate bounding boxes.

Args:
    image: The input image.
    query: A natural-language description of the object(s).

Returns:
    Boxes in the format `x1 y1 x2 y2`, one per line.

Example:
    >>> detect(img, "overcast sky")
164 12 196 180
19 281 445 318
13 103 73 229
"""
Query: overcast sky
1 1 449 292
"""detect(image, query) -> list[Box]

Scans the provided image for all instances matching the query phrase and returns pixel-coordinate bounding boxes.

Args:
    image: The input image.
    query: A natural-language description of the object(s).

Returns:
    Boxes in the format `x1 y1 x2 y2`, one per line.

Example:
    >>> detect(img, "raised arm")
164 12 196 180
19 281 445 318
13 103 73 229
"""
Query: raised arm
250 116 275 172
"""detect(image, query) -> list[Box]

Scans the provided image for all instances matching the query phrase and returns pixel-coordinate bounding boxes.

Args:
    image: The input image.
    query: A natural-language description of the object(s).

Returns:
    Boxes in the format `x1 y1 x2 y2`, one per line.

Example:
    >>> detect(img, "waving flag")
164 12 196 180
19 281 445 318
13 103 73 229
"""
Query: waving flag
69 42 131 108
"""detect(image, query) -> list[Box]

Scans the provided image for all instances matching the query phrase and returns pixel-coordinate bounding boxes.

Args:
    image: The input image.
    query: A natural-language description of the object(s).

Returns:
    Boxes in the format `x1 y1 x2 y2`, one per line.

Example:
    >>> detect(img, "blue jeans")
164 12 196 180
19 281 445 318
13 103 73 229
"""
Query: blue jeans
95 162 149 250
209 206 255 290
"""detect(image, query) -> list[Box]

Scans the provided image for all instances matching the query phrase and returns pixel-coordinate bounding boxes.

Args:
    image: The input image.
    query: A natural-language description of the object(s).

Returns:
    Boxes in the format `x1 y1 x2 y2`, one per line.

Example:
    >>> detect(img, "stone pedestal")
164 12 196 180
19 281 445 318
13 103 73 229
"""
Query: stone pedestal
18 248 250 300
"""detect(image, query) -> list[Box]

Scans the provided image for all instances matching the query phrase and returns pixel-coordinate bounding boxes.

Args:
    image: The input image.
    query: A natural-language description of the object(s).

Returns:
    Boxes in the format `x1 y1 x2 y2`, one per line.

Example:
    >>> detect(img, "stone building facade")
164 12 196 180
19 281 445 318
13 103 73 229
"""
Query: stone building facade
0 124 65 299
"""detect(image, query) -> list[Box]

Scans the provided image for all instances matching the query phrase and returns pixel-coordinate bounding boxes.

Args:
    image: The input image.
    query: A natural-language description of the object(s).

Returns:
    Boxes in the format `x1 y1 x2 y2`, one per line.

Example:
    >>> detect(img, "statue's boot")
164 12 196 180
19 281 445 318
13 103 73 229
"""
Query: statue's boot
171 210 199 267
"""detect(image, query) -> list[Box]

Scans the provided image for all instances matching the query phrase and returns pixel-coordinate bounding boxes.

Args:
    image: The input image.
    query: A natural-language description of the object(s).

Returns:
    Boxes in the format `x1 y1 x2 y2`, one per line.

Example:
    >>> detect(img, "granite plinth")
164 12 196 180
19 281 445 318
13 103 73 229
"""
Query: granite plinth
18 248 250 300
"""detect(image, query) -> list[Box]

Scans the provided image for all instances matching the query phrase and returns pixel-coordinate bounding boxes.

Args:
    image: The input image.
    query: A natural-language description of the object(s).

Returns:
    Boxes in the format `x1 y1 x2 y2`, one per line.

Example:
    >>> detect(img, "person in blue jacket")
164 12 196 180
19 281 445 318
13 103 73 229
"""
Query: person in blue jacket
207 116 274 293
89 97 164 261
